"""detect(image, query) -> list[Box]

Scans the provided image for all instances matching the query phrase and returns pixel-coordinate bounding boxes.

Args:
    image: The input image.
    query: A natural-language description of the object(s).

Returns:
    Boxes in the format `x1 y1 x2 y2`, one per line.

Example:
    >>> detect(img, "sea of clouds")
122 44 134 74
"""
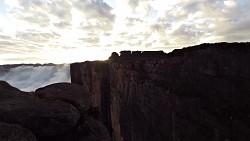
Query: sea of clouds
0 65 70 91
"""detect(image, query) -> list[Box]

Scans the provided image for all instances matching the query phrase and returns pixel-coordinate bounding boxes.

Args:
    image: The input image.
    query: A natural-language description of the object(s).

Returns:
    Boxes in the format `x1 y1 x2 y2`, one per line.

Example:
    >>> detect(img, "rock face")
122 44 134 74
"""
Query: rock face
70 42 250 141
35 83 91 113
0 81 80 139
0 81 111 141
0 122 37 141
71 61 112 136
0 80 23 94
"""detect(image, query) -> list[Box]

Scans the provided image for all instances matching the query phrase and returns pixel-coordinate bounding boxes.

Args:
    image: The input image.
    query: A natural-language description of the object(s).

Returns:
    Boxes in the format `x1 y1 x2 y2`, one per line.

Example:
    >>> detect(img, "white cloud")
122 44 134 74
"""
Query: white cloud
224 0 237 7
0 0 116 64
0 65 70 91
1 0 250 64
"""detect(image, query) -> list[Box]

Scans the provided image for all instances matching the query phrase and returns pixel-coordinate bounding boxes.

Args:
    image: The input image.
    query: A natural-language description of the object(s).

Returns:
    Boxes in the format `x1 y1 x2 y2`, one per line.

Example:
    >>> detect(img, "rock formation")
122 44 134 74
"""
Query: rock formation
0 81 111 141
1 42 249 141
0 122 37 141
70 42 250 141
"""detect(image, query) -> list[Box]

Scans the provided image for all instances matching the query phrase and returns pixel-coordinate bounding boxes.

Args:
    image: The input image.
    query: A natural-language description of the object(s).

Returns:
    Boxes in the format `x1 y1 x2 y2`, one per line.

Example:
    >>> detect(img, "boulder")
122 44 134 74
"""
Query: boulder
0 122 37 141
0 81 80 138
0 80 23 94
79 117 112 141
35 83 91 113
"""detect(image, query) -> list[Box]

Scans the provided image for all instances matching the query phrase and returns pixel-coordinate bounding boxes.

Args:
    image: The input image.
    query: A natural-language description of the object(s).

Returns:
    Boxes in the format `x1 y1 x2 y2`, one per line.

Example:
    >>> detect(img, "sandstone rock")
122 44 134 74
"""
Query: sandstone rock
70 61 112 136
79 117 112 141
35 83 91 113
109 52 119 60
0 81 80 138
71 42 250 141
0 81 113 141
0 80 23 94
0 122 37 141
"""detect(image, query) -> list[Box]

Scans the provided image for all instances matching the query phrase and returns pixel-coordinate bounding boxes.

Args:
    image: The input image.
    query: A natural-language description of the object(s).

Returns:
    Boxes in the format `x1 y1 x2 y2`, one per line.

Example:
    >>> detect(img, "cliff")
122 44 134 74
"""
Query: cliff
70 42 250 141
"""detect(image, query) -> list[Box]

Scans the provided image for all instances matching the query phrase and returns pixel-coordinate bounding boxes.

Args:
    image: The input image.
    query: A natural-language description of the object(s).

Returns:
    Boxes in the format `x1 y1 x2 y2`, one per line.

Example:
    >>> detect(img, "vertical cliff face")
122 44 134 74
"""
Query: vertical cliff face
71 43 250 141
70 61 113 137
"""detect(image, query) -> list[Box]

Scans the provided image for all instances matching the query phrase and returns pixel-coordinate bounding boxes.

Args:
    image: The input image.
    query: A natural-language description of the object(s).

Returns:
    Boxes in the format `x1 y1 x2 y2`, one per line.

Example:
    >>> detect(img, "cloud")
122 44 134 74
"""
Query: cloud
0 57 48 64
74 0 114 21
0 65 70 91
1 0 250 64
0 30 13 40
16 30 61 43
75 0 115 33
79 37 100 44
148 0 250 45
1 0 115 64
7 0 72 27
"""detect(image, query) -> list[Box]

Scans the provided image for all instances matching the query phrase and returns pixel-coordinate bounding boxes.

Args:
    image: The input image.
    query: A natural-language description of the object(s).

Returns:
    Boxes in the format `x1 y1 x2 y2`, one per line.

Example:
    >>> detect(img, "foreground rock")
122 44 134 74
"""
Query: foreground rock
35 83 111 141
0 81 80 138
35 83 91 113
0 80 23 94
0 122 37 141
71 42 250 141
0 81 111 141
79 117 112 141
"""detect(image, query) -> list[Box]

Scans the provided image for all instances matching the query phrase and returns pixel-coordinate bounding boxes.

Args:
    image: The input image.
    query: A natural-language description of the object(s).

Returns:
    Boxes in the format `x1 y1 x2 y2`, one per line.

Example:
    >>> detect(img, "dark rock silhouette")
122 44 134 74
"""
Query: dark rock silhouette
70 61 112 137
0 122 37 141
0 81 111 141
1 42 250 141
79 117 112 141
110 50 166 60
70 42 250 141
0 81 80 138
109 52 119 60
35 83 91 113
0 80 23 94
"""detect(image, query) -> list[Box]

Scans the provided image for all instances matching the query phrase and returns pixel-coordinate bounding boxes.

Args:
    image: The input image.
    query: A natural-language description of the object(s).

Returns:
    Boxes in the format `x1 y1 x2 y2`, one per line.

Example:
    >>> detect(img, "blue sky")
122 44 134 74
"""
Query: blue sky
104 0 115 7
0 1 7 13
0 0 250 64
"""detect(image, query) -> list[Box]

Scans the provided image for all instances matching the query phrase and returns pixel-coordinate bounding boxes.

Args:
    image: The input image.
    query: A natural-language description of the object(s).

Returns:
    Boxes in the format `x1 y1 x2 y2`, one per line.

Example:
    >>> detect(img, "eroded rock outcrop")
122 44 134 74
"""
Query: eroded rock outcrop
71 42 250 141
35 82 112 141
35 83 91 113
0 122 37 141
0 80 23 94
0 81 80 139
0 81 111 141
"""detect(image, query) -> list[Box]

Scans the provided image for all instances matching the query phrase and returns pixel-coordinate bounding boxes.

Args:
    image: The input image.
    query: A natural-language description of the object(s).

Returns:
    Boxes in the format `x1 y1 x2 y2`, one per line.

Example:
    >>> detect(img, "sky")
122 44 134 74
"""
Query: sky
0 0 250 64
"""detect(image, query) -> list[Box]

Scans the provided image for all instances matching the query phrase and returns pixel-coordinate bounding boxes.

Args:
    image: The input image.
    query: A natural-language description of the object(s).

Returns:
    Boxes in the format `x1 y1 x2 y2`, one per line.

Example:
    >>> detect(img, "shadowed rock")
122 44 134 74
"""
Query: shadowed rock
0 81 80 138
0 81 113 141
0 80 23 94
0 122 37 141
79 117 112 141
35 83 91 113
71 42 250 141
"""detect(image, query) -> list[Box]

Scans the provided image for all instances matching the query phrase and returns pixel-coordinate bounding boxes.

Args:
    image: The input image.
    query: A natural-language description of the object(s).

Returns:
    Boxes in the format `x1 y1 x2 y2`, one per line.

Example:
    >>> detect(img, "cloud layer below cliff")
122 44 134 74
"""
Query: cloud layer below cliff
0 65 70 91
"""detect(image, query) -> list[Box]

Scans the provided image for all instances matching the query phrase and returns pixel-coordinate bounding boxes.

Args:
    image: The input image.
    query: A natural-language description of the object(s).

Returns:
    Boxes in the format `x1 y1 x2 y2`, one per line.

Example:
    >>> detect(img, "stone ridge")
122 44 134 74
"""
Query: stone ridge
70 42 250 141
109 50 166 60
109 42 250 60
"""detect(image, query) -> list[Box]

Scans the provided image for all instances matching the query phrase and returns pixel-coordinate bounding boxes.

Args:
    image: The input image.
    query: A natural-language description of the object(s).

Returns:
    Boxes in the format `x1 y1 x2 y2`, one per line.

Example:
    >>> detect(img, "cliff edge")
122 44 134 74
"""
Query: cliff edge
71 42 250 141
